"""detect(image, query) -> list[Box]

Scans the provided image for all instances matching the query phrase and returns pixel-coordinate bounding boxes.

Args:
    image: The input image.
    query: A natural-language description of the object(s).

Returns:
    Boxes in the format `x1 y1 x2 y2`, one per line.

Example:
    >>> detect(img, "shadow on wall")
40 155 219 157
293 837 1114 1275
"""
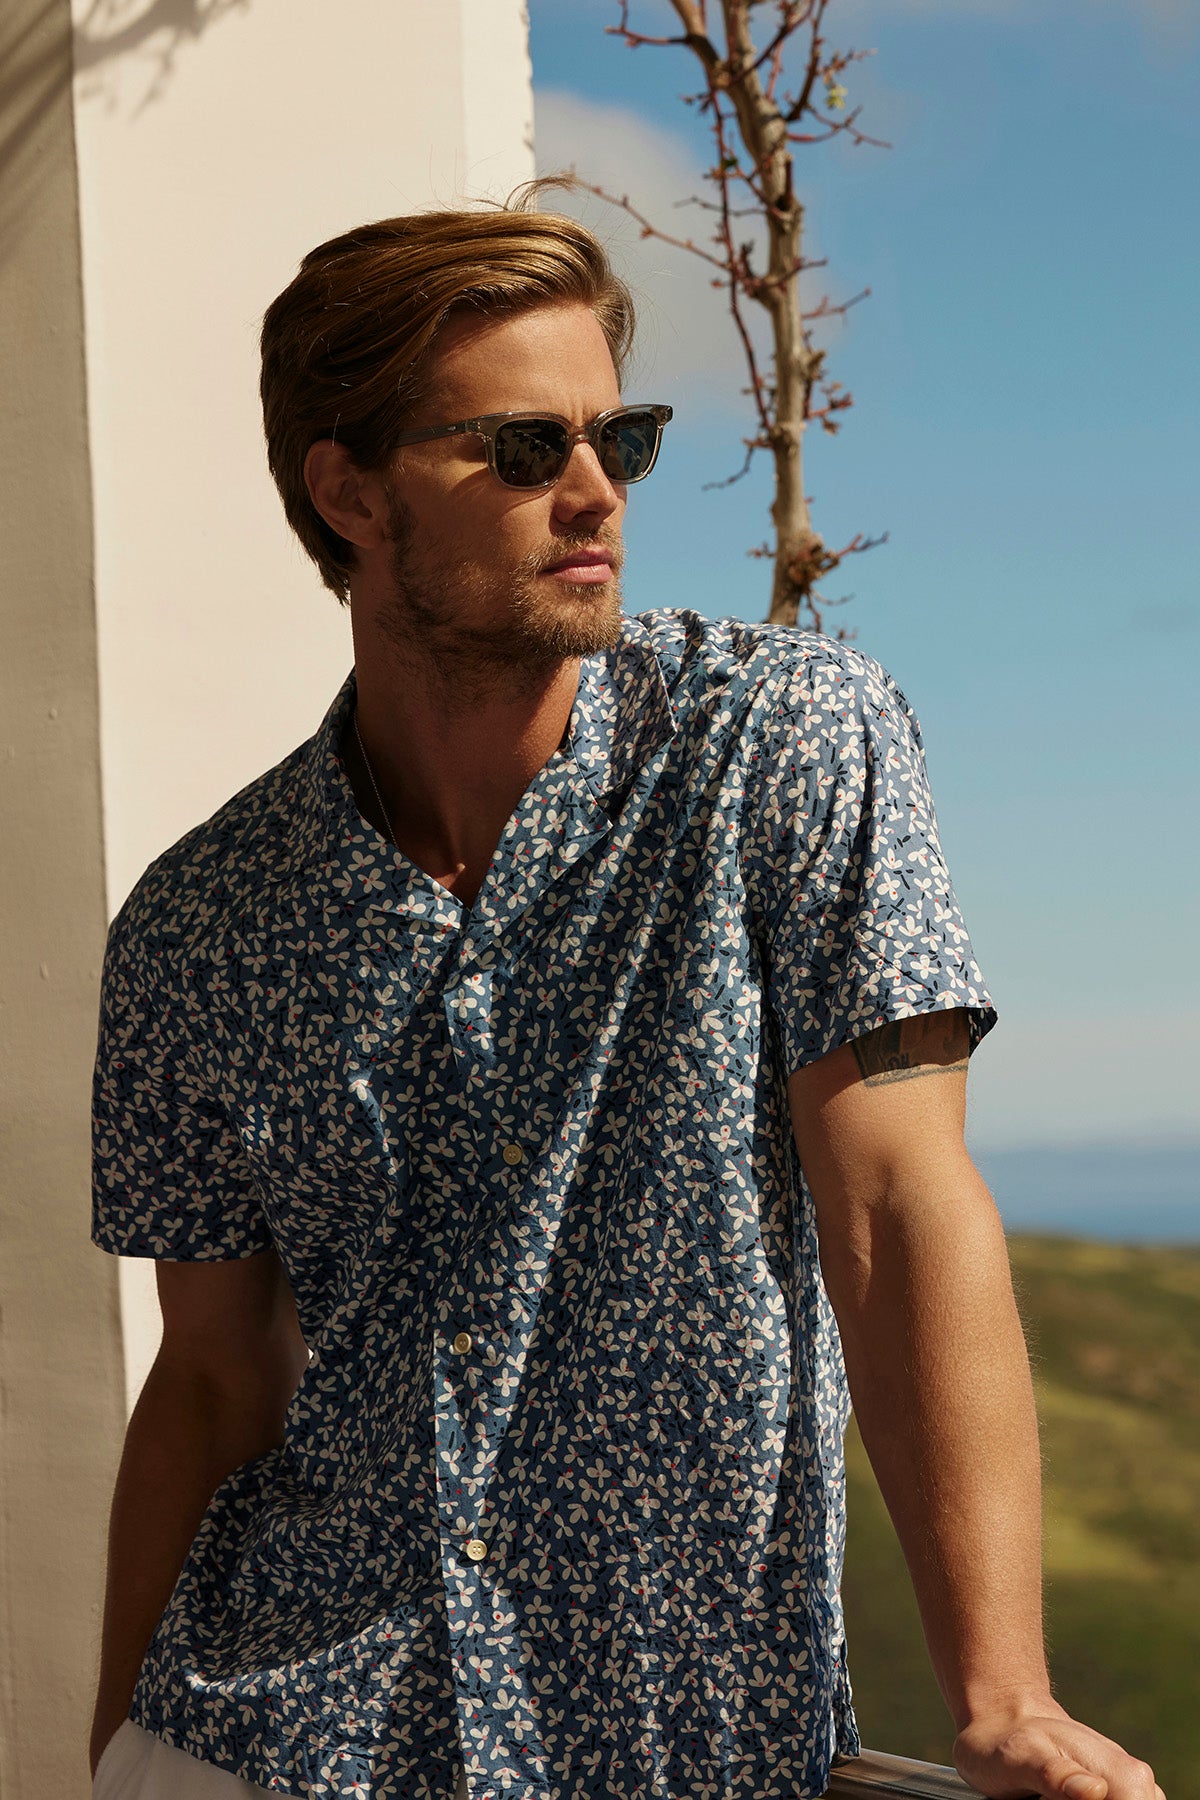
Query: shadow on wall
1 2 73 263
73 0 248 106
0 0 246 267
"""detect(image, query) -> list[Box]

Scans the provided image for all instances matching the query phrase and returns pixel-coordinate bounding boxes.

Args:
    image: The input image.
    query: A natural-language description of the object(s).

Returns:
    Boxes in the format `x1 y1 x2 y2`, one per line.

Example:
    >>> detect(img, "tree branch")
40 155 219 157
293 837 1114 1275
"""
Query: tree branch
598 0 888 628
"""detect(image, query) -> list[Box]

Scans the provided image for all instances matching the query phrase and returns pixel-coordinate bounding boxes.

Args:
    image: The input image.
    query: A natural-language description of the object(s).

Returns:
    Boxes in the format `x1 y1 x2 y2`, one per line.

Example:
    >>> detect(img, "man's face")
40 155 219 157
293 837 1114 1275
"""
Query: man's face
375 302 630 686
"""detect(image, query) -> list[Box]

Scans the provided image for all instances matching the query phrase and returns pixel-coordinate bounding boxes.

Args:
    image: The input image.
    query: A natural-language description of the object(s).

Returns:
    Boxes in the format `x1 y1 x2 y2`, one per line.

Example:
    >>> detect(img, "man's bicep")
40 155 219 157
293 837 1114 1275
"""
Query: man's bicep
786 1008 972 1223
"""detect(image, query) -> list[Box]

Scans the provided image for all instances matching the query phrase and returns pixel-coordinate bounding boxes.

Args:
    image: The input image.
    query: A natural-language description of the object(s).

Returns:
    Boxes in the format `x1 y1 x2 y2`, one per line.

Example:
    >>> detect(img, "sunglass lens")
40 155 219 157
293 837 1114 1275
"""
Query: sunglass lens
493 418 570 487
598 411 659 482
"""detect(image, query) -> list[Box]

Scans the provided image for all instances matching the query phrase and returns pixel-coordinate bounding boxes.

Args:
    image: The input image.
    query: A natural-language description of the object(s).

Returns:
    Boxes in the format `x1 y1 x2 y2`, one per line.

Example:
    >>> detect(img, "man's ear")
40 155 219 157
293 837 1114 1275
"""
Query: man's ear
303 440 391 551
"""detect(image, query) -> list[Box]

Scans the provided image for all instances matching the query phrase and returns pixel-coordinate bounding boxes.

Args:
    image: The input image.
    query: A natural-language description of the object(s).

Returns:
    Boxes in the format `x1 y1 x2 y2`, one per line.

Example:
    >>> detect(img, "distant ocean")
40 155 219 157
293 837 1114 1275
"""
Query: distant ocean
969 1142 1199 1244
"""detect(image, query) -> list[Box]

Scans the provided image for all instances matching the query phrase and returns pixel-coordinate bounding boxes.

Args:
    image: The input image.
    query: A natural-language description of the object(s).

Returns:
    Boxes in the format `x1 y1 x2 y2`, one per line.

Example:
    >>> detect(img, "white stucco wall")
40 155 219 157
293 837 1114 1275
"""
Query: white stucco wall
70 0 535 1416
74 0 534 923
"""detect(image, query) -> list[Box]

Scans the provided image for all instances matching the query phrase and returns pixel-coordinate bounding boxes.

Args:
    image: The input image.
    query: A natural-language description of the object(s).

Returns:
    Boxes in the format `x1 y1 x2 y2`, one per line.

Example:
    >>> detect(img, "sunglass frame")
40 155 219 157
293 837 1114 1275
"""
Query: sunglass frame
390 403 674 489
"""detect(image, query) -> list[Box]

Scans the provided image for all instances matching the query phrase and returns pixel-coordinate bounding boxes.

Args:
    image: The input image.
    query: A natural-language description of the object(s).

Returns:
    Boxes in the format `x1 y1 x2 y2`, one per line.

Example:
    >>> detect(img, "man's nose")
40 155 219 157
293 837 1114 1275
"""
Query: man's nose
550 441 624 524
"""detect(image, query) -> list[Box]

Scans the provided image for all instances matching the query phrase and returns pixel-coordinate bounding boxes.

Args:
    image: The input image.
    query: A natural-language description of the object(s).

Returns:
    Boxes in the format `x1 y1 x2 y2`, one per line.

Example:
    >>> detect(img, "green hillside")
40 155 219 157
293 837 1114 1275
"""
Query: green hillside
840 1233 1200 1796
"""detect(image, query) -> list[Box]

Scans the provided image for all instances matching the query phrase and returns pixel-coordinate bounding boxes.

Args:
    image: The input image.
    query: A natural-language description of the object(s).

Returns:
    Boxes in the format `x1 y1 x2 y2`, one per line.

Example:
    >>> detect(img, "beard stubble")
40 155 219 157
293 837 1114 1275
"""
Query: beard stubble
378 489 626 710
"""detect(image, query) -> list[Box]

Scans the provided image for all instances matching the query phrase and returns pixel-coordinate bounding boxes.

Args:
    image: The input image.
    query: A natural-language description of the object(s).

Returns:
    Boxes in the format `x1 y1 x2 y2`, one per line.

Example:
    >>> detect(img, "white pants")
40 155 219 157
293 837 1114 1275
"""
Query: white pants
93 1717 470 1799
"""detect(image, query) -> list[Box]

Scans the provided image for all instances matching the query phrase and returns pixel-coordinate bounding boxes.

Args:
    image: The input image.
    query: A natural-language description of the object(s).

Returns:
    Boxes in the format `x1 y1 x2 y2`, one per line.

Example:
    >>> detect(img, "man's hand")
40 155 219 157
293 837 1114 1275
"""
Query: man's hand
953 1699 1164 1800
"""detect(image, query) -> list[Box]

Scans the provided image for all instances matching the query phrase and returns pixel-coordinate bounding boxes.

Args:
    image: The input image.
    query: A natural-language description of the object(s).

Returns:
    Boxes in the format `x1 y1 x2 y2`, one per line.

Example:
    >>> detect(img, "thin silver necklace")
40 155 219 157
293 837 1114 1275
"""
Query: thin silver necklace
353 708 397 849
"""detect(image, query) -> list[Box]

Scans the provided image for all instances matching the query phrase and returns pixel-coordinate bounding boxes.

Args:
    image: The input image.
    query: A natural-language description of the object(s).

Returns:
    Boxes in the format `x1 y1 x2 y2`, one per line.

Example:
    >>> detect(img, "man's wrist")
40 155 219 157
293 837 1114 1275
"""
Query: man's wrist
952 1680 1067 1734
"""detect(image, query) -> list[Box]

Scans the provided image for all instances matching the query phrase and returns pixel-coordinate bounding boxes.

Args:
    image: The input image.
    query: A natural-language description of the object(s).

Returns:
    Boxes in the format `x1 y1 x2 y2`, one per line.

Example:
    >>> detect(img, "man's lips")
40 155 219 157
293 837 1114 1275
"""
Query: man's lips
543 550 614 574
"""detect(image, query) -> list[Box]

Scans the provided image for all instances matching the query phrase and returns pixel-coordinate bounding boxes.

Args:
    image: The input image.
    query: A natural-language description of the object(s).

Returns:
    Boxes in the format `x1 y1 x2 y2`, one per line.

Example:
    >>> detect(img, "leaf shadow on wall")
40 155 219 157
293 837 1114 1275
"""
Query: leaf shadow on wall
74 0 249 112
0 0 248 270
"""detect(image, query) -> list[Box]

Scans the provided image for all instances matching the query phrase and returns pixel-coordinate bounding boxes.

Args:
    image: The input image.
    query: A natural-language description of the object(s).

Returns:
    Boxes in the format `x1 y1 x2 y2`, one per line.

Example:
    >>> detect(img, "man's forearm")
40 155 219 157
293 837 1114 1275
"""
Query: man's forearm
828 1149 1051 1728
90 1353 288 1776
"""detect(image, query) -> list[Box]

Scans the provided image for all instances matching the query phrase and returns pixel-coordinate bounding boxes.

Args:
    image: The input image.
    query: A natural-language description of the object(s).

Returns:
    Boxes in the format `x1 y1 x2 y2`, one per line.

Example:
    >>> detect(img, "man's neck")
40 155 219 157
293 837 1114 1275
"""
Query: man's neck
341 648 581 904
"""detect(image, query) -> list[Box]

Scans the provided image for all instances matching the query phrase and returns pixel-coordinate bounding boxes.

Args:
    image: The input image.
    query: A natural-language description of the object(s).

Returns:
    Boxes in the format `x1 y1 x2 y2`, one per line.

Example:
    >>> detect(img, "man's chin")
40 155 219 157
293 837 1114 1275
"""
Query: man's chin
516 582 624 658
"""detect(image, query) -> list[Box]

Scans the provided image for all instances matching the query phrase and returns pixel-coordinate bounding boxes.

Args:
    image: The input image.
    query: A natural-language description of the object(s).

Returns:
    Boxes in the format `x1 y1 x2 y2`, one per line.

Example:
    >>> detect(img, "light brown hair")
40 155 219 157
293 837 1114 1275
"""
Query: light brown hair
259 175 638 603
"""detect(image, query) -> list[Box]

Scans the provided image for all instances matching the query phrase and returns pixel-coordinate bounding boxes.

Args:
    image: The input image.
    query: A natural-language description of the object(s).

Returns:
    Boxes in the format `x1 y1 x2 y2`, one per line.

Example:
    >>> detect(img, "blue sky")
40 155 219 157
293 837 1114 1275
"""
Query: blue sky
526 0 1199 1156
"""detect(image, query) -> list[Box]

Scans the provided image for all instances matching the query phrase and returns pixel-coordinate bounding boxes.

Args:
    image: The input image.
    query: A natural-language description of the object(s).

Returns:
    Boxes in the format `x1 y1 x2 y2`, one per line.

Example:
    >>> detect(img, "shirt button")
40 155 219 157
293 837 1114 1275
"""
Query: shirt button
452 1331 473 1355
465 1537 488 1562
501 1143 524 1166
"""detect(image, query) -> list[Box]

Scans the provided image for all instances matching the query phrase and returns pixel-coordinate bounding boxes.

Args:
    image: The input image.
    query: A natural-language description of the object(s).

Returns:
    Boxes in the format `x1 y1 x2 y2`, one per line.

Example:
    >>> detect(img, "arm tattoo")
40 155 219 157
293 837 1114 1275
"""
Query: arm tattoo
850 1013 970 1086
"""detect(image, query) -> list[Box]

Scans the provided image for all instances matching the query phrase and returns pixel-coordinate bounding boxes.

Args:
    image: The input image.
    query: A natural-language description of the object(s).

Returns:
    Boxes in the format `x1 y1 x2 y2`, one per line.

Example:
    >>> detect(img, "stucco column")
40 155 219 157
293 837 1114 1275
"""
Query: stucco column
0 3 120 1797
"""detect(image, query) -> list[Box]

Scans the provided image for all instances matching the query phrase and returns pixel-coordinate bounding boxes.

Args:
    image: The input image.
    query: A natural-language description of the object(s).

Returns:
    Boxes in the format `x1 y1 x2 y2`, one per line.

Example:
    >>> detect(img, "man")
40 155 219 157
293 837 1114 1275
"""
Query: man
88 187 1163 1800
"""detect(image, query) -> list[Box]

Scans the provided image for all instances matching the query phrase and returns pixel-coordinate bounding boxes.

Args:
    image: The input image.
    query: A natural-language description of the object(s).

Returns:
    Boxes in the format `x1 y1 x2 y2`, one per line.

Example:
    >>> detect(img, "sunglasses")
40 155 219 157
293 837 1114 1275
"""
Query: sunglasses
390 403 673 491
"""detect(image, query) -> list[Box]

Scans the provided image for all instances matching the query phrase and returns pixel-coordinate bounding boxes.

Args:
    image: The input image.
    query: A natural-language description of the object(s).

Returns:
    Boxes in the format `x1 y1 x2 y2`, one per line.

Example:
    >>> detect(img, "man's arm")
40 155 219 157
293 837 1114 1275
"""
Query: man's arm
787 1009 1164 1800
89 1244 309 1778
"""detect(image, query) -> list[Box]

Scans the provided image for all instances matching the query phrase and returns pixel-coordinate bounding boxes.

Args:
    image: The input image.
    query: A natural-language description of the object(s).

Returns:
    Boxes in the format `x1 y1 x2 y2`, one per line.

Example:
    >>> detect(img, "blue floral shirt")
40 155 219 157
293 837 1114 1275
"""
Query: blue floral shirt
91 609 997 1800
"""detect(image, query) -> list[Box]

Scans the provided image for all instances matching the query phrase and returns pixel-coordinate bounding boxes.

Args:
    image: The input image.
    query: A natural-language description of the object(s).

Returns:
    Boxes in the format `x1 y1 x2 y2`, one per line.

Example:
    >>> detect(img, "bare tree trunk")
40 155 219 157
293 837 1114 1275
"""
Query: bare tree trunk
572 0 889 635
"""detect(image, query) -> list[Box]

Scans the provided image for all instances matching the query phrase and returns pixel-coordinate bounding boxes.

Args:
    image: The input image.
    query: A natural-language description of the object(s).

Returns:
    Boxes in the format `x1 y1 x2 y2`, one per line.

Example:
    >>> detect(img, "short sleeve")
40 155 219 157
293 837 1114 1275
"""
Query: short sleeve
739 644 998 1074
90 914 274 1260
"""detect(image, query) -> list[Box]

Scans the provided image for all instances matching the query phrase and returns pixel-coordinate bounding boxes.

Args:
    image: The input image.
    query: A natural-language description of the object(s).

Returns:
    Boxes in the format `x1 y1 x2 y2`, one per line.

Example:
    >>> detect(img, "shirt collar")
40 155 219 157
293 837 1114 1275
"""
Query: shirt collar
287 612 678 895
561 611 677 816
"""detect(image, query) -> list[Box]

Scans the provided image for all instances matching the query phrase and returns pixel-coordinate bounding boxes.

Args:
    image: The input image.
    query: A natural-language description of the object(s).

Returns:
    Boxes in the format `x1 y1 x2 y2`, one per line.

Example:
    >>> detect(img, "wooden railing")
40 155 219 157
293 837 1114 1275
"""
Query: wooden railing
825 1749 979 1798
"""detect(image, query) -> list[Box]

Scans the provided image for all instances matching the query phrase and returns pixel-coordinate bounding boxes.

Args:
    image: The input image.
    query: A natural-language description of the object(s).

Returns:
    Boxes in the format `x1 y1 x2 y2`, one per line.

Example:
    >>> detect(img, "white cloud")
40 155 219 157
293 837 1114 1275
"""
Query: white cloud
532 88 773 420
